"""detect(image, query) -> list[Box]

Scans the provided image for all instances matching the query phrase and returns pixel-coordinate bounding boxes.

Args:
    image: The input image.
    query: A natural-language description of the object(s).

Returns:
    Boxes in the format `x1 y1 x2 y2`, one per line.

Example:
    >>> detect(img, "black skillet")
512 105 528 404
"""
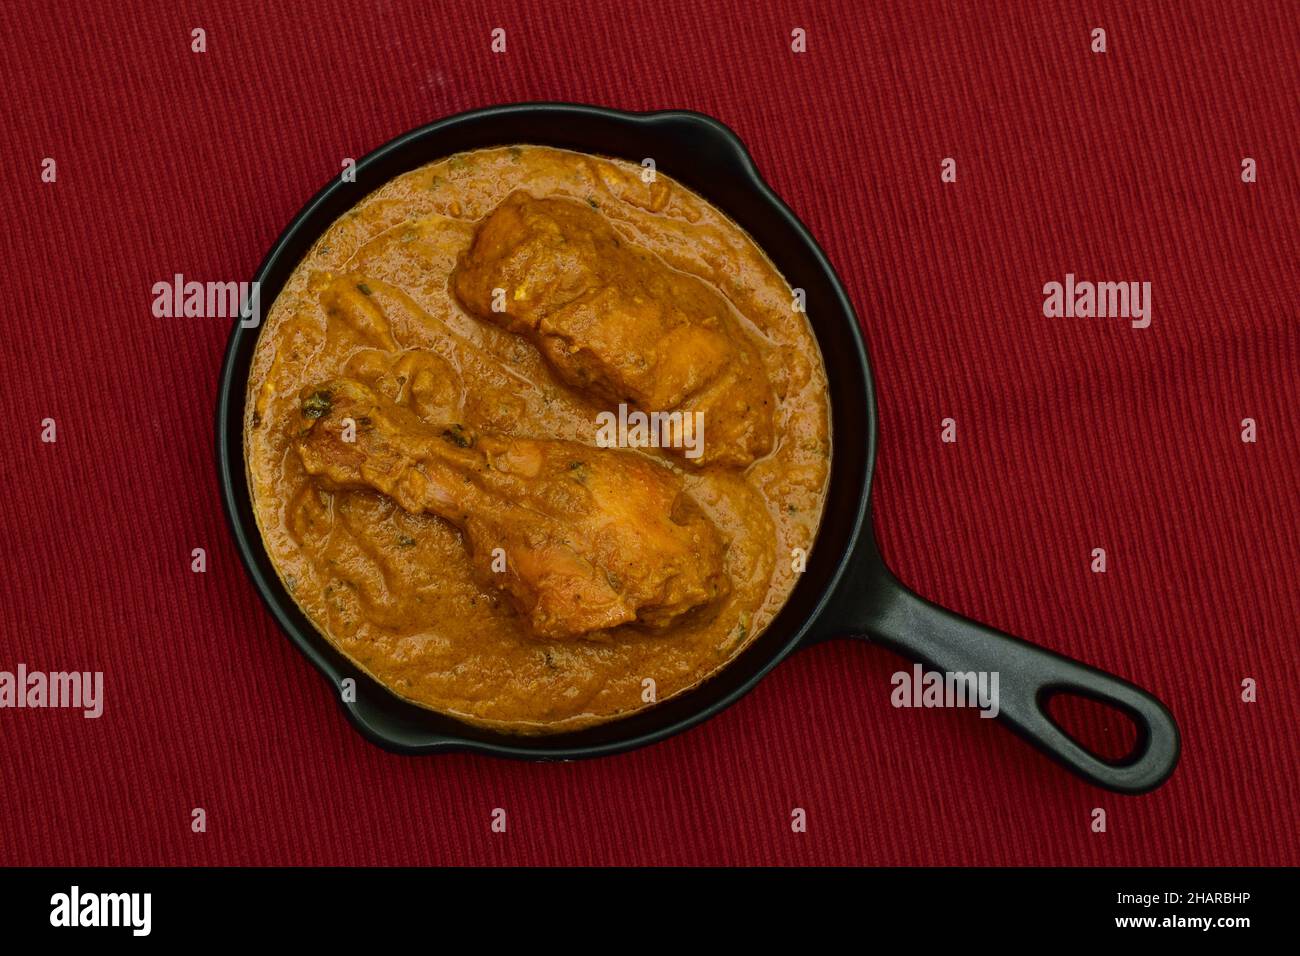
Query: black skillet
216 103 1181 794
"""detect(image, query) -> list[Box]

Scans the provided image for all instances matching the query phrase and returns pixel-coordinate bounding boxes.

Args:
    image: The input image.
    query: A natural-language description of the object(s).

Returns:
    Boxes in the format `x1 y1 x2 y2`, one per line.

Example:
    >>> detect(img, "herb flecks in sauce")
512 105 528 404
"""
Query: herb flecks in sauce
301 390 333 419
441 423 474 448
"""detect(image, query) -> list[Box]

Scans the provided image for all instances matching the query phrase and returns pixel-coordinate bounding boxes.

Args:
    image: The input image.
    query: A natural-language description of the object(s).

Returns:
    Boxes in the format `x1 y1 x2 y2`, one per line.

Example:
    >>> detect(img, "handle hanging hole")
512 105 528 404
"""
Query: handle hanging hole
1042 689 1142 764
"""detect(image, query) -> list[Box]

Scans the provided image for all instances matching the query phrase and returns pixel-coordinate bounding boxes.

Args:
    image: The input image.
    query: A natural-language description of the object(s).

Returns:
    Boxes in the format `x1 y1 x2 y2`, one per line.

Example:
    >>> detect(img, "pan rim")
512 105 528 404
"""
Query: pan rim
215 101 878 758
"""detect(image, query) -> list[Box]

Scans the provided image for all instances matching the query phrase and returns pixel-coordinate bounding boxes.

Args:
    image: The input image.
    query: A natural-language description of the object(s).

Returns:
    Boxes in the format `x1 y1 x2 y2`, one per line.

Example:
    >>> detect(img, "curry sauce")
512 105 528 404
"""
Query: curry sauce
245 146 830 731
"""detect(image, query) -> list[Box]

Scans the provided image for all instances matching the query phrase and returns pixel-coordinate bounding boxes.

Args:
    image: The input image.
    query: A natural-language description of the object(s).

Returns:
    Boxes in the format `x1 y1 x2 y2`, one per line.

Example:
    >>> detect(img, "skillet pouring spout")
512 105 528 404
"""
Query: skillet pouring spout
808 533 1181 795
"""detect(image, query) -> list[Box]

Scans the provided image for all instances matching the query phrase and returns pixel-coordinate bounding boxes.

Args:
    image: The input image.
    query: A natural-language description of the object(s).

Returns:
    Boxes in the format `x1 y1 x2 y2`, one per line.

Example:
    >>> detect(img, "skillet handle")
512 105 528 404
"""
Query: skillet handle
863 574 1180 794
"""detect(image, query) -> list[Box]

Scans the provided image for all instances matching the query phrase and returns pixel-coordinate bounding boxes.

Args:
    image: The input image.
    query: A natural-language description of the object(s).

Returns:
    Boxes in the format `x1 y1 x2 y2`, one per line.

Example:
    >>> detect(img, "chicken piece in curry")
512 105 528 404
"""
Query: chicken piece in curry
245 145 830 731
452 192 776 468
296 378 729 639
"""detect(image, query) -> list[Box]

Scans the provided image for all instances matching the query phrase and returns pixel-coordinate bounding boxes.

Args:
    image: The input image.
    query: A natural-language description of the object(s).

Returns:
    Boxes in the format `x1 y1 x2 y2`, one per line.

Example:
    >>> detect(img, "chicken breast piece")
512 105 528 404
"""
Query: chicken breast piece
451 191 776 468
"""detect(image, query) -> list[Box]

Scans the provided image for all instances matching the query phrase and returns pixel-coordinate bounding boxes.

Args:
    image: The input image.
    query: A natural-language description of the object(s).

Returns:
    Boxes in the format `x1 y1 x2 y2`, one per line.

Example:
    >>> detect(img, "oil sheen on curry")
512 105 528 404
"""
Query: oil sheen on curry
246 146 831 732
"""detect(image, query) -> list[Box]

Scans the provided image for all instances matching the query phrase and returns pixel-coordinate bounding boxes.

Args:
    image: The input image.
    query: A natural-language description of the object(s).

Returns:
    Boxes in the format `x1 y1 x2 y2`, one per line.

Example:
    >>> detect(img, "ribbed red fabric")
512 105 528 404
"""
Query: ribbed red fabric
1 0 1296 865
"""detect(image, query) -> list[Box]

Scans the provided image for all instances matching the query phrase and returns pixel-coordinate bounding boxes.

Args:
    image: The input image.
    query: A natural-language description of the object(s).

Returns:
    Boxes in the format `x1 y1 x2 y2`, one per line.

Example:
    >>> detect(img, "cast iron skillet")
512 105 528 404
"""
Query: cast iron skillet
216 103 1181 794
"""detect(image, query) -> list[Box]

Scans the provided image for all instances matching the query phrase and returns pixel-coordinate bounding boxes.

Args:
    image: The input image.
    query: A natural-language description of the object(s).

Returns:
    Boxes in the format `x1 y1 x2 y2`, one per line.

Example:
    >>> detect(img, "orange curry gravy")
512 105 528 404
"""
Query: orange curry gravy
245 145 830 732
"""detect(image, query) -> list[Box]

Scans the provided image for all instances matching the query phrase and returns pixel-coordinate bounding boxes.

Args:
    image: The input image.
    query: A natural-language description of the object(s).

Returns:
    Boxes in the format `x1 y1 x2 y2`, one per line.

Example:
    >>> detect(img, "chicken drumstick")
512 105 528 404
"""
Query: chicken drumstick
295 379 730 640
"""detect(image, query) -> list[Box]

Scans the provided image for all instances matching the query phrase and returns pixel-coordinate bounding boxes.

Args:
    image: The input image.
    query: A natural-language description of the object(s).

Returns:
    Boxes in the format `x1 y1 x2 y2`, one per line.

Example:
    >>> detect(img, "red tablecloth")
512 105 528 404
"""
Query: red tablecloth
2 0 1296 865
